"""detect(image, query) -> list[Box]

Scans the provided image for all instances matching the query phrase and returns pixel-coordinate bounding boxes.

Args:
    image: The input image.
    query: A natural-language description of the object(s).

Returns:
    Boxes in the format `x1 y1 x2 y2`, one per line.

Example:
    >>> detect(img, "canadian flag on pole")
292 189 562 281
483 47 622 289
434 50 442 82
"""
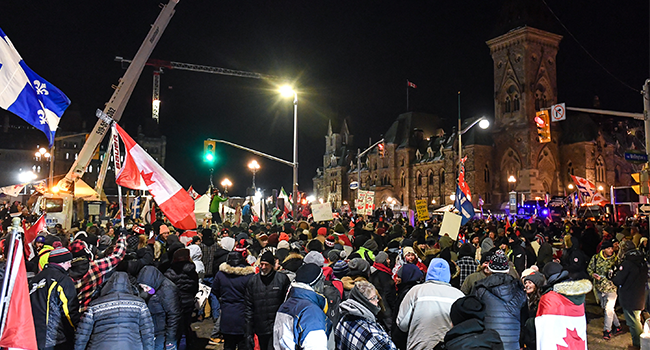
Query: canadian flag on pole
113 123 196 230
535 290 588 350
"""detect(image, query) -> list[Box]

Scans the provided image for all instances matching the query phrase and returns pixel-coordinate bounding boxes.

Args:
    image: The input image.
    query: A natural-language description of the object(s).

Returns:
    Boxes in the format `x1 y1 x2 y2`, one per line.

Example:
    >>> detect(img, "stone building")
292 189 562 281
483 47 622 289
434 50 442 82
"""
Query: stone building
313 20 642 212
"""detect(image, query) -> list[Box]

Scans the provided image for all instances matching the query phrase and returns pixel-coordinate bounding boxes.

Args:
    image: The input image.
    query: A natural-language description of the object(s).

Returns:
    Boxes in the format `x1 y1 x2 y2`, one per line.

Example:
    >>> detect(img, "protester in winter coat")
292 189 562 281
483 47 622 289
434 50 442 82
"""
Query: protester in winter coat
341 258 371 298
30 247 80 349
369 251 397 329
456 244 478 286
74 272 154 350
587 240 622 339
612 248 648 349
434 296 504 350
274 263 332 350
392 264 423 350
461 250 519 295
396 258 464 350
164 248 199 348
137 266 182 350
244 251 290 350
520 270 545 349
535 262 592 350
335 281 397 350
212 251 255 350
187 244 205 277
472 250 527 350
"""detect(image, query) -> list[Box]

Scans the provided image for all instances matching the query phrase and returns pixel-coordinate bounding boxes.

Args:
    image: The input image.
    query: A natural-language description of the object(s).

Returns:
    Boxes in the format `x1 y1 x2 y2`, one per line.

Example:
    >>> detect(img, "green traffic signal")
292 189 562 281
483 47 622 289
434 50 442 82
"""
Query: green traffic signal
204 140 216 164
205 153 214 162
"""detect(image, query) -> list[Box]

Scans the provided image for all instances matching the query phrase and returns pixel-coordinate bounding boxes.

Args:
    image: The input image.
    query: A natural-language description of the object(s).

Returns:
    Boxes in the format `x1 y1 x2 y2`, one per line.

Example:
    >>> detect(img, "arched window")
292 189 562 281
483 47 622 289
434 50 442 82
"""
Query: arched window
596 156 606 182
567 161 574 176
400 172 406 187
484 164 490 183
428 170 434 185
417 172 423 186
513 95 520 111
615 165 621 183
400 194 404 205
440 169 445 184
504 96 511 113
401 158 405 166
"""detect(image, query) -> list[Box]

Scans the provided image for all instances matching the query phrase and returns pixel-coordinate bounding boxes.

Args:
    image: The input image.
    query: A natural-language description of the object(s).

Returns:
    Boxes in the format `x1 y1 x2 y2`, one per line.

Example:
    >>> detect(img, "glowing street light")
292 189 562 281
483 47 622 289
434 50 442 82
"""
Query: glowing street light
18 170 37 183
450 194 456 201
221 178 232 194
598 185 604 191
248 160 260 189
568 184 574 190
279 85 299 220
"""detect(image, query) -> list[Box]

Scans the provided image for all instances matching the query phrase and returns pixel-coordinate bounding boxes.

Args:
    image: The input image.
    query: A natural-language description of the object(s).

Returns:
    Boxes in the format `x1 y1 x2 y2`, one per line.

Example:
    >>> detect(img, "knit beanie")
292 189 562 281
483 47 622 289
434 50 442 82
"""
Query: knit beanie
49 247 72 264
317 227 328 236
450 296 486 324
327 249 342 263
295 263 323 286
277 240 290 250
279 232 291 242
374 251 388 265
260 251 276 265
488 250 509 273
306 239 324 253
159 225 170 234
522 271 546 289
325 235 337 248
363 239 378 252
173 248 191 263
332 260 349 279
348 258 370 278
397 264 423 283
600 239 614 250
304 251 324 267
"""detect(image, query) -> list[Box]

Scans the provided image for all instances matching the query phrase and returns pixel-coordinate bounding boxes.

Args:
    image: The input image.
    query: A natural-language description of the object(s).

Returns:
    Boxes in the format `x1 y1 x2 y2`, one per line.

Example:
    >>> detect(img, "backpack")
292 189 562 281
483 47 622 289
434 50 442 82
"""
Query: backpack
323 281 342 328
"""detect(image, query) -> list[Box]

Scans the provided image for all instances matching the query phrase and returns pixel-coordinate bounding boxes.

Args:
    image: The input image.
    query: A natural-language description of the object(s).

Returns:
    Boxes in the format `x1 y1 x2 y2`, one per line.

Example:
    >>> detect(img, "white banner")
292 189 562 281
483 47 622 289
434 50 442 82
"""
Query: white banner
312 202 334 222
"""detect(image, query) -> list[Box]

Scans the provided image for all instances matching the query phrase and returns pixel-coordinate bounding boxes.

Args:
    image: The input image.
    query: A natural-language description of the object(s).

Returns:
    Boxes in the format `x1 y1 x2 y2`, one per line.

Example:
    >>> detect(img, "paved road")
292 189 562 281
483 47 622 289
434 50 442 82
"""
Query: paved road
192 292 638 349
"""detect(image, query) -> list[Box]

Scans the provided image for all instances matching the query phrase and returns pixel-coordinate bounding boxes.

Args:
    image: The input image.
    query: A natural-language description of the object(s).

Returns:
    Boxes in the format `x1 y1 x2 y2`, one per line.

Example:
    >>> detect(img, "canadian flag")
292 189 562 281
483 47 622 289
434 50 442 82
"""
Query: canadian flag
114 123 196 230
187 186 201 200
535 290 587 350
589 192 609 206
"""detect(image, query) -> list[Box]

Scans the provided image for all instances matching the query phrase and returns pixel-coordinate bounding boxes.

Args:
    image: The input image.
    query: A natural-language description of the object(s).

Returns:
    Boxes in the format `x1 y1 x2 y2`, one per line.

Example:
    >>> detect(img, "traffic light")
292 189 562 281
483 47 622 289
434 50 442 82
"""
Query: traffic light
378 142 385 158
631 169 650 195
534 110 551 143
203 140 216 163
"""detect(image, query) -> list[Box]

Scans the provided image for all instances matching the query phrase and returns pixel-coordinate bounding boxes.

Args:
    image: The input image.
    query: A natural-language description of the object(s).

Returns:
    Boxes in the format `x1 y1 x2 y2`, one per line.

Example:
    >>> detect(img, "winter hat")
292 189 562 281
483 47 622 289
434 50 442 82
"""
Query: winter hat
541 262 563 279
69 240 92 260
327 249 342 263
173 248 191 263
35 235 46 244
426 258 451 283
458 243 475 259
236 232 249 242
334 223 345 233
221 237 236 252
277 240 291 250
267 233 279 247
260 251 276 265
375 251 389 265
304 251 324 267
364 222 374 231
348 258 371 278
49 247 72 264
397 264 423 283
325 235 337 248
488 250 509 273
450 296 486 324
601 239 614 250
159 225 170 235
279 232 291 242
332 260 349 279
317 227 328 236
234 239 249 258
295 263 324 286
402 247 416 256
522 271 546 289
306 239 324 253
363 239 378 252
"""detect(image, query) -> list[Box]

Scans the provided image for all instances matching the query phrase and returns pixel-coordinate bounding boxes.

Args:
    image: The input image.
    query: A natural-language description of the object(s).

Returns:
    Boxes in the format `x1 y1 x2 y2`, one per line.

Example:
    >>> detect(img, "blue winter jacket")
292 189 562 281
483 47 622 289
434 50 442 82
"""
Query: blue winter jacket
212 262 255 335
137 266 182 346
74 272 154 350
273 284 332 350
473 273 526 350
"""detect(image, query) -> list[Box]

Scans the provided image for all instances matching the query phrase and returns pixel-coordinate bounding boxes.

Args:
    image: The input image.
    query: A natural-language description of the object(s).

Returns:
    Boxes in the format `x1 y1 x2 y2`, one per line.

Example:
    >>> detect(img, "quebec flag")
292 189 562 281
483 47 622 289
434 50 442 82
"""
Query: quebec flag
454 185 475 225
0 28 70 147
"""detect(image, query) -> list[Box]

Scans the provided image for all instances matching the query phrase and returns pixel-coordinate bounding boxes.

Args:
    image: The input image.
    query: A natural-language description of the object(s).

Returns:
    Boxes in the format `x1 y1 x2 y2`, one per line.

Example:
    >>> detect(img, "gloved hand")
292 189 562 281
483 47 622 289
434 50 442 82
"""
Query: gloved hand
165 342 177 350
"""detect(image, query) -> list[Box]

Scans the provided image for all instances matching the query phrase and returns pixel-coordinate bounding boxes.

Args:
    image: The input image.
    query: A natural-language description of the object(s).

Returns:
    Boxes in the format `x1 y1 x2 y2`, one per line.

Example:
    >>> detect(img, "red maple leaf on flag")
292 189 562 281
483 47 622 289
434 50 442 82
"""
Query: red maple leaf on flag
557 328 585 350
141 171 156 187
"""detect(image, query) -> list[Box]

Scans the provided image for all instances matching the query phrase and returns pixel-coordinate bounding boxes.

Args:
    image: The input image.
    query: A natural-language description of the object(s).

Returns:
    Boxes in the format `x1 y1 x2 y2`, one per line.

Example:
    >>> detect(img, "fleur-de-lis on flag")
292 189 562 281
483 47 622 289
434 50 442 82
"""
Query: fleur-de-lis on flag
33 80 49 95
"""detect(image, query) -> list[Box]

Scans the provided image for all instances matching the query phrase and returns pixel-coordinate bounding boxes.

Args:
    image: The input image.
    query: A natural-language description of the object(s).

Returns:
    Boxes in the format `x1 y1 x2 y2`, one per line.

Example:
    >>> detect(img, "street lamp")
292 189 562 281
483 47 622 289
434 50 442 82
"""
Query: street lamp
508 175 517 191
598 185 604 191
567 184 574 190
18 170 37 183
248 160 260 190
457 114 490 175
280 85 299 220
221 178 232 194
35 146 52 188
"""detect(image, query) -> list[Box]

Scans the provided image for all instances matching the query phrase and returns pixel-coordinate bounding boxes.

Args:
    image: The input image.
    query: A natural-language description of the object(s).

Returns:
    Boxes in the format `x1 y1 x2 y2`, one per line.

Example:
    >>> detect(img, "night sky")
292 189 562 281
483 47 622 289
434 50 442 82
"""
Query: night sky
1 1 648 197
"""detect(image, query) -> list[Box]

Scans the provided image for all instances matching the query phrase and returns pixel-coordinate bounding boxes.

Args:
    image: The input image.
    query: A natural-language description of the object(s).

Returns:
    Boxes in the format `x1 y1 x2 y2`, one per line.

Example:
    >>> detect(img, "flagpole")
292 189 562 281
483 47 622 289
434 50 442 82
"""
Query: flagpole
406 80 409 111
0 219 20 336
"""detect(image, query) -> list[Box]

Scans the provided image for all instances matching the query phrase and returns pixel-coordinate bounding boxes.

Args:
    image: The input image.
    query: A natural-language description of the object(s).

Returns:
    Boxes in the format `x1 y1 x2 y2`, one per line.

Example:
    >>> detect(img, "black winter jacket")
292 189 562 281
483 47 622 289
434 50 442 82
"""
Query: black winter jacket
612 249 648 310
30 263 80 348
473 273 526 350
369 264 397 330
244 270 290 336
74 272 154 350
212 248 230 273
164 261 199 312
137 266 182 346
212 262 255 335
436 318 504 350
391 281 419 350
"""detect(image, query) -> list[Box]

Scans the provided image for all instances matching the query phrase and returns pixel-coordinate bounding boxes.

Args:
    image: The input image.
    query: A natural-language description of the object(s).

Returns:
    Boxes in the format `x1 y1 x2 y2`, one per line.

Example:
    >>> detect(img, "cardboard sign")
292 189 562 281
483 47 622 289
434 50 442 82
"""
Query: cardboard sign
312 202 334 221
415 199 430 221
531 241 540 255
440 211 462 241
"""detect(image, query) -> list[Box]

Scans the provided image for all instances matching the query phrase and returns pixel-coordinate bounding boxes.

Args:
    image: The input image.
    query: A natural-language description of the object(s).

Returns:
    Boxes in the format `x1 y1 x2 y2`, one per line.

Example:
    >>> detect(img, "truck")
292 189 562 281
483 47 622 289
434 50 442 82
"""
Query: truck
33 0 179 229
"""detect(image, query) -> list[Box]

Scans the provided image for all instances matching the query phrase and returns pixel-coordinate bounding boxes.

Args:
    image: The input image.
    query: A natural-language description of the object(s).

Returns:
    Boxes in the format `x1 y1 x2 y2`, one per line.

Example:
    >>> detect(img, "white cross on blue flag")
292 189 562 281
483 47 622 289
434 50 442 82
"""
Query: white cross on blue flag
0 28 70 147
454 185 475 225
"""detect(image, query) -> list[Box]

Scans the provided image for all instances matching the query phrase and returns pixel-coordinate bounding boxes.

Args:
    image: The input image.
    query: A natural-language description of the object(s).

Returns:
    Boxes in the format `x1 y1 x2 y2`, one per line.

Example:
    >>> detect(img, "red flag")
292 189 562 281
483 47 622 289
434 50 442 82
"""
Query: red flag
114 123 196 230
187 186 201 200
535 290 587 350
407 80 417 88
0 238 37 349
24 214 45 245
505 217 511 230
458 156 472 201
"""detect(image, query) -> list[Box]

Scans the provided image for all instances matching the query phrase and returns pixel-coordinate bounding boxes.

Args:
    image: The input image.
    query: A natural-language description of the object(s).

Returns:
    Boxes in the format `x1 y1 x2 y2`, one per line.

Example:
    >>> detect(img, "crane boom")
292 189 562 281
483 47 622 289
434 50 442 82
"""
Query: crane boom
58 0 179 193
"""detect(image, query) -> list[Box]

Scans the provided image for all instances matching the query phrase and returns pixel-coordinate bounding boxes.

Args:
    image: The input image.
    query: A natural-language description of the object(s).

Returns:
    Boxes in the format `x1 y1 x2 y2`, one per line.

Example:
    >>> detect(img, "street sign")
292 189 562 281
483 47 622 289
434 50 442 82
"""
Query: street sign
550 103 566 122
625 151 648 163
349 181 359 190
639 204 650 214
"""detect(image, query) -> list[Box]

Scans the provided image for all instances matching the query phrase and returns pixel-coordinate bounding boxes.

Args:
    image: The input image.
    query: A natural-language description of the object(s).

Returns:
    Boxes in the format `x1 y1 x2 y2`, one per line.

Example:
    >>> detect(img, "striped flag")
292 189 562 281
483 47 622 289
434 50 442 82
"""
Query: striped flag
570 175 595 199
407 80 417 89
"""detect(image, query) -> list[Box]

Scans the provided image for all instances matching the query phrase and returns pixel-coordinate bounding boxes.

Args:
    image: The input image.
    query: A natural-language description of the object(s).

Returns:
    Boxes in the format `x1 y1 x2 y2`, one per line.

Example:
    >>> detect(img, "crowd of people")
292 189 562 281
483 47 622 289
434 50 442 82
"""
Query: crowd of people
2 197 650 350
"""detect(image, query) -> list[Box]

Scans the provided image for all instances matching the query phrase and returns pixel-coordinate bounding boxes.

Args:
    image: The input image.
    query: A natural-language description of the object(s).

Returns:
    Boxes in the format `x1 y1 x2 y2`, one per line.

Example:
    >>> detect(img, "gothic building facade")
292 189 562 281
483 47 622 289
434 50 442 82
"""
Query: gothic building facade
313 25 641 212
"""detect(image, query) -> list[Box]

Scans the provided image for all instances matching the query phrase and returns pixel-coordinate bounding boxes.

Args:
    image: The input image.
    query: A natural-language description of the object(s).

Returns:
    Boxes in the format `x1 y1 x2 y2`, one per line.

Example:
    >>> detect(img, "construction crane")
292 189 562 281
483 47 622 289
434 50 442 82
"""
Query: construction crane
114 56 282 122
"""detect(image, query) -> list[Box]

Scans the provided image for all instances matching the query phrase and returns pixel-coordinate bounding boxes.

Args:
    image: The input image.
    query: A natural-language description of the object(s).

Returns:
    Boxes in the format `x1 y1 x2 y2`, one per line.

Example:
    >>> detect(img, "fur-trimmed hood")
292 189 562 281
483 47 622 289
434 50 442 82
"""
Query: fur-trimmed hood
219 262 255 276
553 279 592 296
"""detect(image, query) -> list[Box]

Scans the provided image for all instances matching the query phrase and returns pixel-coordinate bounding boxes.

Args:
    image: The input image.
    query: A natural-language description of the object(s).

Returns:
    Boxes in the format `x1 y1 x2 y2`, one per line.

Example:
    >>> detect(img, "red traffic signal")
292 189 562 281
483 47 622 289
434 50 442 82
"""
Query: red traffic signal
377 143 385 158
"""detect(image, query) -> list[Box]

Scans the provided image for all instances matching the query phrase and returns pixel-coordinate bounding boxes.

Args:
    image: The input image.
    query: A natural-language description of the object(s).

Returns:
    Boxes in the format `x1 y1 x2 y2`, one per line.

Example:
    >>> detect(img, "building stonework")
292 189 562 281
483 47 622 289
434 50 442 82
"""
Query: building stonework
313 26 641 212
